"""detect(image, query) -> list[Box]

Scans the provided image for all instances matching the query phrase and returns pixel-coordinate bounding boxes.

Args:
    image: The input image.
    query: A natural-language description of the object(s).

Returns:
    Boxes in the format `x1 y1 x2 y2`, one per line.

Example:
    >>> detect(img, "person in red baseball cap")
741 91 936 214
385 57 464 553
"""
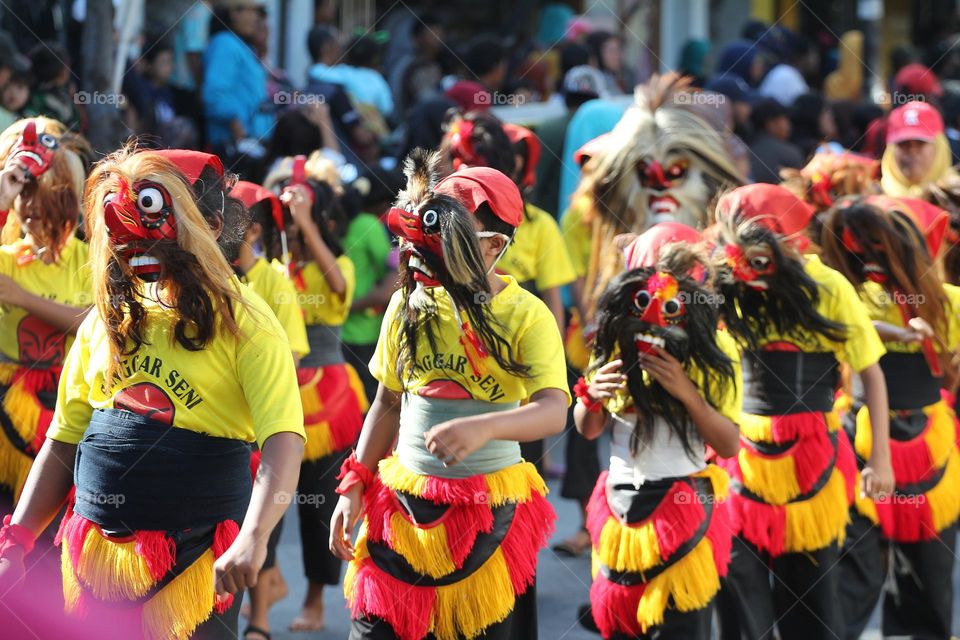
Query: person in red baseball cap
710 183 892 640
882 101 960 197
329 149 569 640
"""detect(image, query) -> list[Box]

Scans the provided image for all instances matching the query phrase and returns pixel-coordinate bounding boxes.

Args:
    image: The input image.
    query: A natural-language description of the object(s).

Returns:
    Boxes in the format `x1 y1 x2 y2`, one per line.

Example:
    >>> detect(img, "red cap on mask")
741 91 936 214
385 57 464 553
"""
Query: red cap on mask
717 183 815 251
232 180 284 232
623 222 701 270
152 149 224 186
502 123 541 189
864 194 949 258
435 167 524 227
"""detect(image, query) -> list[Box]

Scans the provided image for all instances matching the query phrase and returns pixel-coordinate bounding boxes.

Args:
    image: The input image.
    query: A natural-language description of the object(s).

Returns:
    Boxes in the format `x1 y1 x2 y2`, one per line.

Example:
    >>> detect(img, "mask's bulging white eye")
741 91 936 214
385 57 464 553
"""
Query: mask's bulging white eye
422 209 438 227
39 133 57 149
663 297 683 317
137 187 164 214
103 192 117 206
749 256 771 271
633 290 651 312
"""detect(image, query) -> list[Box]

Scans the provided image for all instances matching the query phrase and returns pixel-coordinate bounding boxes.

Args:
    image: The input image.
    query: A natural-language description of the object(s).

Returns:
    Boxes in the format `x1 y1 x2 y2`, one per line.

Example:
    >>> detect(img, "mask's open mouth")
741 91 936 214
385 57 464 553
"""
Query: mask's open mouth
13 151 43 168
648 195 679 220
407 251 440 287
126 250 162 280
634 332 666 354
863 262 886 283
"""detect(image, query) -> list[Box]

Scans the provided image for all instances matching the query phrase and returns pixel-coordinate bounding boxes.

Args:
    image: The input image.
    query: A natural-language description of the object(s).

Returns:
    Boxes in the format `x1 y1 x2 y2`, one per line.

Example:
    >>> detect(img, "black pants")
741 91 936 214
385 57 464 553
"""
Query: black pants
839 511 956 640
721 536 841 640
298 449 349 584
192 590 244 640
262 515 284 571
349 581 538 639
344 342 379 406
519 439 545 475
609 600 714 640
560 364 600 500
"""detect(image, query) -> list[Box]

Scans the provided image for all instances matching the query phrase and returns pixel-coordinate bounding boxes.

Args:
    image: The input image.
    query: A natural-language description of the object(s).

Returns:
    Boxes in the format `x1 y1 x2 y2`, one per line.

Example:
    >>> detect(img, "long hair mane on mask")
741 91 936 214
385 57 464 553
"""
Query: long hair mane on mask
84 147 248 385
714 212 847 351
390 148 530 385
574 74 745 321
0 117 86 256
592 243 735 457
820 198 949 340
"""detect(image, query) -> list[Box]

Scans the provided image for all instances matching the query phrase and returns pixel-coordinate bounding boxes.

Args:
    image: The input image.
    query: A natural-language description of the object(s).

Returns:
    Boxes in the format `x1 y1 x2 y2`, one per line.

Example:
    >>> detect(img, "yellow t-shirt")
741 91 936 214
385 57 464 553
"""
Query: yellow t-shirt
737 255 885 372
858 280 960 353
292 256 356 327
48 280 305 448
498 204 576 290
560 198 593 279
588 330 743 420
371 275 571 404
0 236 91 366
242 257 310 357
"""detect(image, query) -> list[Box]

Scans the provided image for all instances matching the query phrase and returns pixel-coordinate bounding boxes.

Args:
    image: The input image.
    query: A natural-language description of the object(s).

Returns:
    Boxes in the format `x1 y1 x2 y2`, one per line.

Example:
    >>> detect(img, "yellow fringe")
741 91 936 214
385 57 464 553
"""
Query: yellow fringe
596 516 662 573
73 526 159 601
377 455 547 506
0 362 17 385
0 431 32 499
693 464 730 500
61 540 82 613
141 550 217 640
636 538 721 632
299 369 324 417
738 448 801 505
346 364 371 414
783 468 850 552
738 414 775 443
431 547 516 640
926 448 960 532
343 523 370 601
302 421 336 461
3 378 42 449
855 400 954 471
855 487 880 524
387 511 457 578
833 392 852 416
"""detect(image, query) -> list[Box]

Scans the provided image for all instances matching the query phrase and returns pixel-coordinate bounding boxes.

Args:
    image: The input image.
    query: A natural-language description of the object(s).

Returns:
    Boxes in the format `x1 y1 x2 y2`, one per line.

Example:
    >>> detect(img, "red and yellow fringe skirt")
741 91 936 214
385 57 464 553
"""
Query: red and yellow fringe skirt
844 392 960 542
55 500 240 640
718 410 857 557
344 454 556 640
0 363 58 498
586 465 731 638
298 363 368 462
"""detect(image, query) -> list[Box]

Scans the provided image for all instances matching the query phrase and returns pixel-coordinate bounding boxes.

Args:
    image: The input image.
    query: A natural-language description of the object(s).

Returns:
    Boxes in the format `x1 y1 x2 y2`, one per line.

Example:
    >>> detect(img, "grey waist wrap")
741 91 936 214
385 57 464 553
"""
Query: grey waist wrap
397 394 522 478
300 324 344 368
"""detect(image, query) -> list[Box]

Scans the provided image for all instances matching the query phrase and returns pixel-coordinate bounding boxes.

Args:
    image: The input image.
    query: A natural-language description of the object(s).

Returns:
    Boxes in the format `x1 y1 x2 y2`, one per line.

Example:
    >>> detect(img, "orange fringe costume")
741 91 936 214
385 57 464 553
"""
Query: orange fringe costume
344 455 555 640
586 465 732 637
0 363 59 498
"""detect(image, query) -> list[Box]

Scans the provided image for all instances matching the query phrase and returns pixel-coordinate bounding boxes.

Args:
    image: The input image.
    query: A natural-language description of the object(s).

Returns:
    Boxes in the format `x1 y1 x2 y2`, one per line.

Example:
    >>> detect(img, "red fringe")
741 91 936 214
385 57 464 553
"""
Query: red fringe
655 482 705 560
211 520 240 614
768 413 829 443
300 364 364 451
363 478 396 545
790 429 835 494
875 496 936 542
249 450 261 480
134 531 176 582
590 574 645 638
836 430 857 504
421 474 490 506
888 426 937 487
60 512 92 571
585 473 611 543
500 492 555 595
705 499 733 577
444 503 493 569
349 559 436 640
728 496 787 557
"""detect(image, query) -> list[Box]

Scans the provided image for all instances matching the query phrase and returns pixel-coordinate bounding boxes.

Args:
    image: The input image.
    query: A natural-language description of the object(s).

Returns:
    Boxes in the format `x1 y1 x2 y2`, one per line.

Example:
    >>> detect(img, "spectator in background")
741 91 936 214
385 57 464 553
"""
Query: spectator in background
460 34 508 93
558 98 628 215
893 63 943 108
388 13 446 118
791 93 840 158
312 33 393 122
715 39 766 87
585 30 631 93
748 98 804 182
705 73 757 142
531 65 606 217
24 41 80 131
124 37 197 148
170 0 211 93
757 34 811 107
943 92 960 163
888 45 918 95
678 38 710 87
340 166 404 403
823 31 863 101
0 66 31 132
266 104 342 175
203 0 273 174
881 100 958 197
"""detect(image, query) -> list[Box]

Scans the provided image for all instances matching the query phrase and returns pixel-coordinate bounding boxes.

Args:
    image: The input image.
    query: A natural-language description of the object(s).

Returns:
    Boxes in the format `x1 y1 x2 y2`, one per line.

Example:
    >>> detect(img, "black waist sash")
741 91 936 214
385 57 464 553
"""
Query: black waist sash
851 352 941 411
74 409 252 531
299 324 345 368
742 350 838 415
